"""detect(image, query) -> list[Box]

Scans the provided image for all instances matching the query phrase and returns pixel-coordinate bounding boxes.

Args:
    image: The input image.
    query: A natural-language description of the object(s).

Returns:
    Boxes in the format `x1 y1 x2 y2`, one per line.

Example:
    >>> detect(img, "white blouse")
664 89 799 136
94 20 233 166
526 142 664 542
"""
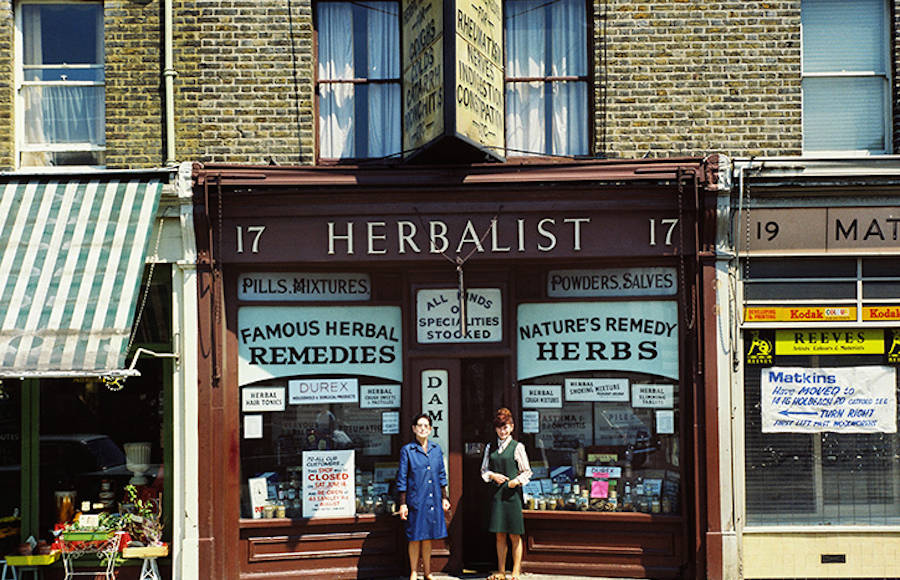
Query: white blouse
480 437 532 486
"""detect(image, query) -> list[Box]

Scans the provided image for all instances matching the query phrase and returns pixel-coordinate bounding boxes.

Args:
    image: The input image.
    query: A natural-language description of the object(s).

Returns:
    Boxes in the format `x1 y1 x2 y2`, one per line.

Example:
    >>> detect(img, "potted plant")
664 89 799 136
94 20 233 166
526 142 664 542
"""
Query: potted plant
120 485 167 558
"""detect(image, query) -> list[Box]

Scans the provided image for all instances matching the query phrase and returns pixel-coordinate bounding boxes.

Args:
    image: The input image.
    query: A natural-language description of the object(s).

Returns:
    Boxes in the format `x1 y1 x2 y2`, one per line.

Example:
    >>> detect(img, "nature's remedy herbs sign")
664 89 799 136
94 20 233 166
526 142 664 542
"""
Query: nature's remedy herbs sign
517 301 679 380
238 306 402 385
761 366 897 433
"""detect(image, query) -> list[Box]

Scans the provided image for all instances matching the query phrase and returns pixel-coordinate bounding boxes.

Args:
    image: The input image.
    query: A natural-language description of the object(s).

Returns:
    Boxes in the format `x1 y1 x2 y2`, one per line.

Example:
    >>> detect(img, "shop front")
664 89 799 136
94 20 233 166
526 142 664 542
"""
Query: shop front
728 158 900 579
193 158 722 579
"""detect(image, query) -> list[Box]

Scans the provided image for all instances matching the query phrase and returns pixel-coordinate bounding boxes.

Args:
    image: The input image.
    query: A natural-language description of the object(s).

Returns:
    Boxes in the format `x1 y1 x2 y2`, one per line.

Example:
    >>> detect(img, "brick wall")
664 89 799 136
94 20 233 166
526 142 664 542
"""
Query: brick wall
599 0 803 159
105 1 164 168
0 2 14 169
174 0 315 166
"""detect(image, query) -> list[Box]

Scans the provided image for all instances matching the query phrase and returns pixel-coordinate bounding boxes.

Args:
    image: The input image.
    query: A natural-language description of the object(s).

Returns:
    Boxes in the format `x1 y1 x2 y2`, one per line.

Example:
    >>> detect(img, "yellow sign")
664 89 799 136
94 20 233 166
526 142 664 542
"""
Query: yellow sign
775 329 884 355
863 306 900 321
744 306 856 323
887 329 900 363
402 0 444 152
454 0 504 151
745 331 773 365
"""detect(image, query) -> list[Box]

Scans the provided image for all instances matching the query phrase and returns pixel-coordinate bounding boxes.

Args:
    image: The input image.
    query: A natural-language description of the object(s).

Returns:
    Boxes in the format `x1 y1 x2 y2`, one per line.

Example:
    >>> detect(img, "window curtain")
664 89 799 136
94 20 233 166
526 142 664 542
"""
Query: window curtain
505 0 586 156
318 1 400 159
365 2 400 157
21 4 105 153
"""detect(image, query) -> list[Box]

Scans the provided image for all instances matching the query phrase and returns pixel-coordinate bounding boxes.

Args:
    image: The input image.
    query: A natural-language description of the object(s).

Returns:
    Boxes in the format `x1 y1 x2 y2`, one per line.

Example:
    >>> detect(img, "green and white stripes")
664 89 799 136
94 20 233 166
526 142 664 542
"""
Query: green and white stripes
0 178 161 377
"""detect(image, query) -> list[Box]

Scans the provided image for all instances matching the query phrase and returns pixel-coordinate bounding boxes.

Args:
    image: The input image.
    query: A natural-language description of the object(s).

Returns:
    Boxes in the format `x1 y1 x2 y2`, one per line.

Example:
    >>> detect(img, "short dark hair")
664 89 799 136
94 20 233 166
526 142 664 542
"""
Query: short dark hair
493 407 513 428
412 413 432 427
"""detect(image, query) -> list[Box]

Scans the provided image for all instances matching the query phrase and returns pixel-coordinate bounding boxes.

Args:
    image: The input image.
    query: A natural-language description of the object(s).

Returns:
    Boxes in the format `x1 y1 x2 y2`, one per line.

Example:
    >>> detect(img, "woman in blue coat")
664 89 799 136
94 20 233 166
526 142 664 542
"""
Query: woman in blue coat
397 413 450 580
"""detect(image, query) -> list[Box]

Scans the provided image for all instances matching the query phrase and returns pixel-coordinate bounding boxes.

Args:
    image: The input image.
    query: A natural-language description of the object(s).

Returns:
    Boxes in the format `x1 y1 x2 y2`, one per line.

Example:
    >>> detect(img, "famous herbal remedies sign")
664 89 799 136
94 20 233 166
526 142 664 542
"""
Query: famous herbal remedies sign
761 366 897 433
517 301 679 380
238 306 402 385
303 450 355 518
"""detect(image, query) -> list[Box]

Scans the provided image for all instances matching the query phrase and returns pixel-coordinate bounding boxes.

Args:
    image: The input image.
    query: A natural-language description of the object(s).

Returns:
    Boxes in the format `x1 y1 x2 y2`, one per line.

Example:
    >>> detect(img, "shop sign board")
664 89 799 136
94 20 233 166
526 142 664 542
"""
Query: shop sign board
522 384 562 408
761 366 897 433
360 384 401 408
402 0 444 152
238 272 371 301
289 378 359 405
416 288 502 343
736 207 900 254
237 306 402 385
632 384 675 408
453 0 504 153
517 301 679 380
745 306 856 323
864 306 900 321
565 378 629 402
548 268 677 298
775 329 884 355
421 369 449 445
302 450 356 518
241 386 285 412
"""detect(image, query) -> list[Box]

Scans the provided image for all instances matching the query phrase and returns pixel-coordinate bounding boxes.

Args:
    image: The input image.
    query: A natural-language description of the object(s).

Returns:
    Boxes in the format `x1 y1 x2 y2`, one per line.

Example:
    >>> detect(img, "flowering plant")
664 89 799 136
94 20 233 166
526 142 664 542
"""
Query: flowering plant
121 484 164 547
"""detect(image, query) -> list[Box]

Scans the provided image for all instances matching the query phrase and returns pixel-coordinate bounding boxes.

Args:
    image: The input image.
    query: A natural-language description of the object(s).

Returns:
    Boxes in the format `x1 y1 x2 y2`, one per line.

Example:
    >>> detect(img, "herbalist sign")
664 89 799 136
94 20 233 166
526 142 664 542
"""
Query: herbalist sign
761 366 897 433
238 306 402 385
517 301 679 380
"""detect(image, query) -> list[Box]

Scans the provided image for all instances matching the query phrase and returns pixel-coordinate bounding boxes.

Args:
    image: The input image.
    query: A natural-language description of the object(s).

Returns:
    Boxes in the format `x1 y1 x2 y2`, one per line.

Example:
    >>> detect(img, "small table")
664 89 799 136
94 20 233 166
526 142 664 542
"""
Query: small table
59 531 123 580
122 545 168 580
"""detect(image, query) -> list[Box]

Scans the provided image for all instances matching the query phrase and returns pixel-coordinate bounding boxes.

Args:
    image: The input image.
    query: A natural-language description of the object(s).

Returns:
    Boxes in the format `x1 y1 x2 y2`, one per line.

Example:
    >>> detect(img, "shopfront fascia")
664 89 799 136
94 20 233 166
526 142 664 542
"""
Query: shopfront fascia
731 159 900 580
193 159 722 580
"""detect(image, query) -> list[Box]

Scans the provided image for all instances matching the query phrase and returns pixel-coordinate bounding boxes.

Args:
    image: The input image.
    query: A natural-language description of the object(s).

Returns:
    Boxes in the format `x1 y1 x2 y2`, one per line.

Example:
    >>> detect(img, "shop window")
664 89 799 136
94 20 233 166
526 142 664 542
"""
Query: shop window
801 0 890 154
0 381 21 555
518 371 680 513
17 1 106 168
239 377 400 519
316 1 401 160
504 0 588 157
744 346 900 525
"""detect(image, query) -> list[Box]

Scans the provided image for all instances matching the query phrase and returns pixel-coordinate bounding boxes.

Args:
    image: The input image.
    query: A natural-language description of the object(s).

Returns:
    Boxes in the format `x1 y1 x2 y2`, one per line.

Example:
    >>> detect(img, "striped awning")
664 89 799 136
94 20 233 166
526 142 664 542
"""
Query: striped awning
0 178 162 378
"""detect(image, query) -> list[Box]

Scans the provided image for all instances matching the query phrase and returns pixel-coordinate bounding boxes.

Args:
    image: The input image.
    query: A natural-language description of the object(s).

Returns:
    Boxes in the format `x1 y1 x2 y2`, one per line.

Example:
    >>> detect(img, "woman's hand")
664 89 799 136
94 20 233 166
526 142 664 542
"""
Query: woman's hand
507 479 518 489
442 498 451 512
399 504 409 520
490 473 509 485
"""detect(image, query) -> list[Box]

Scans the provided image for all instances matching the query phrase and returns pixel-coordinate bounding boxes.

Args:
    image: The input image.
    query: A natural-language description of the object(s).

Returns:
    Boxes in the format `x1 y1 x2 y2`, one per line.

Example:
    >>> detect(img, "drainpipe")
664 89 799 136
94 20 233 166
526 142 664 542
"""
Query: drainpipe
163 0 177 165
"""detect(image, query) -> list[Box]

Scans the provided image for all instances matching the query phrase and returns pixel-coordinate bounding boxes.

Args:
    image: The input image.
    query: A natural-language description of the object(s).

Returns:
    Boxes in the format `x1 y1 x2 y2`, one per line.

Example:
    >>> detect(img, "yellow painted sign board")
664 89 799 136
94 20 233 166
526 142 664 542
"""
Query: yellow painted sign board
402 0 444 152
863 306 900 321
775 329 884 355
744 306 857 323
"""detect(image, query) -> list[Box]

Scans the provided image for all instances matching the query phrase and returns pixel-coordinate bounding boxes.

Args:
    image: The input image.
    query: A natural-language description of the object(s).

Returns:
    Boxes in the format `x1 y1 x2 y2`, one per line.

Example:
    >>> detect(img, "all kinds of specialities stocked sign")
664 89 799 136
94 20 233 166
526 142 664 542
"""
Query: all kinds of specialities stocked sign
416 288 502 343
760 366 897 433
517 301 679 380
237 306 402 385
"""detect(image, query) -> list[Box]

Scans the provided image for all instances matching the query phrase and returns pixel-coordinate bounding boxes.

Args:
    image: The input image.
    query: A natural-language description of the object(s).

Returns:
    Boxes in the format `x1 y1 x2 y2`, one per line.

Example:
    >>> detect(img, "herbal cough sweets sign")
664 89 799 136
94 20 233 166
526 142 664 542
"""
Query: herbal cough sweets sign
238 306 403 386
517 301 679 380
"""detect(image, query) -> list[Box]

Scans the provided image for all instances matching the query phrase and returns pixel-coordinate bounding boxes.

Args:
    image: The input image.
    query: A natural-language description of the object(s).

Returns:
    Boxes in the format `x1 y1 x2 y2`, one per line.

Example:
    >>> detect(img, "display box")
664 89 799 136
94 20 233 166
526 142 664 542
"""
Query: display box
5 551 61 566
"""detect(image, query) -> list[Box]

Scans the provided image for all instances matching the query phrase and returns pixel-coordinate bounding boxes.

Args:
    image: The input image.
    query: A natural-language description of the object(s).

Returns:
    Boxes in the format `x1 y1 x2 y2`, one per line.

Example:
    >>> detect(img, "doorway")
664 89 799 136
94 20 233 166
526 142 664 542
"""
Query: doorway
460 358 508 572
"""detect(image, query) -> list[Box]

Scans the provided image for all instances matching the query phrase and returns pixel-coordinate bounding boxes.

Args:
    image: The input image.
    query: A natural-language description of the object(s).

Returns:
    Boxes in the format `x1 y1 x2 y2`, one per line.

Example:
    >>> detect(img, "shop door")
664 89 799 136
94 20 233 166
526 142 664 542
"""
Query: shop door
409 358 508 574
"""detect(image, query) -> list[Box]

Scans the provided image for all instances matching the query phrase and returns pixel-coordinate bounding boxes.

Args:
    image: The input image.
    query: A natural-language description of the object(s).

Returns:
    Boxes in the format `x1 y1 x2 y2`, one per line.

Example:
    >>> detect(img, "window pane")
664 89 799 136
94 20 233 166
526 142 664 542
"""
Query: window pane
863 258 900 277
319 83 355 158
520 373 681 514
22 85 105 146
506 81 545 155
802 0 885 73
744 258 857 279
317 3 354 80
505 0 546 77
239 379 400 518
744 281 856 300
367 83 400 157
552 81 587 156
364 2 399 79
22 3 103 66
550 0 586 76
803 77 886 152
22 67 104 83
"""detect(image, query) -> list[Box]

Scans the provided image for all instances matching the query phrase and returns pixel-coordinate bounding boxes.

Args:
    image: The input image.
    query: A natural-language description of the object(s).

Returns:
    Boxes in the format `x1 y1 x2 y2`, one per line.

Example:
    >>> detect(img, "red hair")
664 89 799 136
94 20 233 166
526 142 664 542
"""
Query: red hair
493 407 513 428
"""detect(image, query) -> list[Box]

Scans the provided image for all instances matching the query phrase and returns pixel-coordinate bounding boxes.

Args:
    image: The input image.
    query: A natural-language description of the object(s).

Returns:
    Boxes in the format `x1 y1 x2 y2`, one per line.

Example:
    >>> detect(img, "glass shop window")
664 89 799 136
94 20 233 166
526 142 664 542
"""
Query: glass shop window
0 381 21 555
239 377 400 519
518 372 681 514
743 333 900 526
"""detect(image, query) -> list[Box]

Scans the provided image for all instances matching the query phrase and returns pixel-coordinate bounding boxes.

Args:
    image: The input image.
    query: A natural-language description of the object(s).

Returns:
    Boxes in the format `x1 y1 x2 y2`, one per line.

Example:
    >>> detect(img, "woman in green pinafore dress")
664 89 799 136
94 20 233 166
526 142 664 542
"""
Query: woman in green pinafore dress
480 408 532 580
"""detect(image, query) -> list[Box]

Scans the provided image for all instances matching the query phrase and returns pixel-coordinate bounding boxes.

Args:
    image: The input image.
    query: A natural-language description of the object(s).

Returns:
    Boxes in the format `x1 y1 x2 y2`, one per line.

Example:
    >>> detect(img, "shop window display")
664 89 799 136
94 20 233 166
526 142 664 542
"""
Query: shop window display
239 377 400 519
517 372 680 514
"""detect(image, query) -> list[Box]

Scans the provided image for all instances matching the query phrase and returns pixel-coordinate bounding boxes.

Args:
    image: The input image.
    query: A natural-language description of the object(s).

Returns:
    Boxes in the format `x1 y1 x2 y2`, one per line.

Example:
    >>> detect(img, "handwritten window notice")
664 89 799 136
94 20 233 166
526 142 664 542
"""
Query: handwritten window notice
303 450 355 518
761 366 897 433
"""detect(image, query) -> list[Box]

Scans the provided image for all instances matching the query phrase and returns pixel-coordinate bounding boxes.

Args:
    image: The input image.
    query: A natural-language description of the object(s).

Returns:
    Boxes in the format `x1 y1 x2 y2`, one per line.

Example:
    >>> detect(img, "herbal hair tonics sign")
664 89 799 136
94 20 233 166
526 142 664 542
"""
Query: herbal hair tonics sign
517 301 679 380
238 306 403 385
